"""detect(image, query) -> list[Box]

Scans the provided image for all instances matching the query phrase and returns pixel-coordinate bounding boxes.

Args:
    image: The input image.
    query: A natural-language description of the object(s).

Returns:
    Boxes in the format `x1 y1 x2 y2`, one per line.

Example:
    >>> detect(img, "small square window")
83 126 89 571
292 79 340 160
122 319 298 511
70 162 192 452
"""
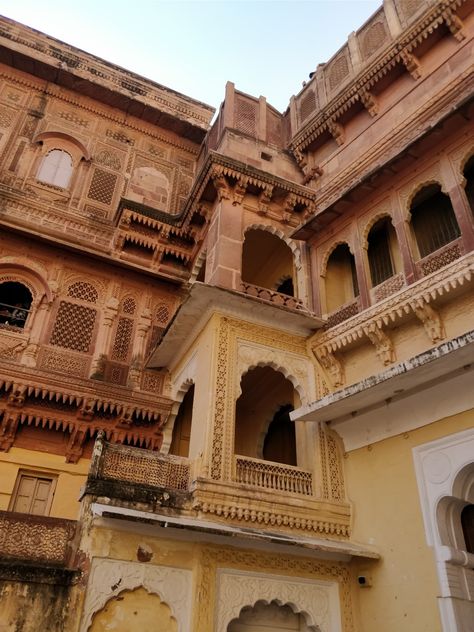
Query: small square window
8 470 57 516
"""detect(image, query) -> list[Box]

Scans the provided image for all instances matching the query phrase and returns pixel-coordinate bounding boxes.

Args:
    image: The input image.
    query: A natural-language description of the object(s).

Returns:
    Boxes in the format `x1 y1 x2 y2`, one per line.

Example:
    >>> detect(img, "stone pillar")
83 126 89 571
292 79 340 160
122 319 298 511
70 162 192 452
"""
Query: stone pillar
21 294 50 367
128 308 152 388
206 198 243 291
89 297 119 378
258 96 267 142
223 81 235 129
352 235 370 310
446 183 474 252
347 32 362 74
391 190 417 284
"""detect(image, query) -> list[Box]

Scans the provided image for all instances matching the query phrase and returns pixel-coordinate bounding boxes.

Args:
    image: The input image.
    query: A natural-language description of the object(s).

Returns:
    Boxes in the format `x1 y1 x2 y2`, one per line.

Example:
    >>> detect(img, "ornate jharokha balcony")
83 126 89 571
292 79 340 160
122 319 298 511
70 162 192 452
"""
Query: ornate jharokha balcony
240 281 305 311
0 510 77 567
235 455 313 496
85 436 352 540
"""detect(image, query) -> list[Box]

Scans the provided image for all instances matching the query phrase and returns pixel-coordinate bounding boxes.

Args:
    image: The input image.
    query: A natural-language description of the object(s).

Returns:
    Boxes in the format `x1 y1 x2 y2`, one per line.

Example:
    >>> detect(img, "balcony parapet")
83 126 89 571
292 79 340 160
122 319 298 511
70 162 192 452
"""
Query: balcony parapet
240 282 306 312
324 298 360 329
415 238 463 278
0 510 77 567
97 441 190 492
370 272 406 304
235 455 313 496
310 251 474 380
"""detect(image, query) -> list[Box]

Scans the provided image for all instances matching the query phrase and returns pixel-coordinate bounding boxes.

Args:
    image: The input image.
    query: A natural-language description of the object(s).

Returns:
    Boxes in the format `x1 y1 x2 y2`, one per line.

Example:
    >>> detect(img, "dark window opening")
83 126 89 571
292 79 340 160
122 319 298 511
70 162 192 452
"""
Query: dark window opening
368 218 394 286
276 277 294 296
411 185 460 258
0 282 33 328
461 504 474 554
169 385 194 458
263 404 296 466
463 156 474 214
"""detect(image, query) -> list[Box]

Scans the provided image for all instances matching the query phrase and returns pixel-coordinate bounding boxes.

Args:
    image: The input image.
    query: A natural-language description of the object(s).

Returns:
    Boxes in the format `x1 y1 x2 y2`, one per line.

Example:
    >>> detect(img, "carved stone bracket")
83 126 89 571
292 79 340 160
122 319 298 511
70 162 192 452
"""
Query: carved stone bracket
257 184 273 215
293 146 308 172
313 346 344 388
363 324 395 365
327 119 345 146
211 169 232 202
8 383 27 407
302 165 323 185
411 301 445 343
442 8 465 41
232 177 248 206
359 89 379 117
399 49 422 80
0 412 20 451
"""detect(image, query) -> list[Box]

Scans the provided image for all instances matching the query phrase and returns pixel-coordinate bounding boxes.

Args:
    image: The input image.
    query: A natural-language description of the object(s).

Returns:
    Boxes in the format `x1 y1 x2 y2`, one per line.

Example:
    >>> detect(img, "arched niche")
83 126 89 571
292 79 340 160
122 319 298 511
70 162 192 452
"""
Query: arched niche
242 228 295 295
80 559 192 632
227 599 319 631
234 366 301 466
89 587 177 632
323 243 359 313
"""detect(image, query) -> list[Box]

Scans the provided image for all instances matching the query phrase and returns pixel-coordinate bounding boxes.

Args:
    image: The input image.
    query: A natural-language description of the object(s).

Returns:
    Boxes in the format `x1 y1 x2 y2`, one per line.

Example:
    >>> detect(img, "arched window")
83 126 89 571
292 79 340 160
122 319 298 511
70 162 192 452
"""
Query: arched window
367 218 397 287
262 404 296 466
410 184 460 258
325 243 359 313
0 281 32 328
37 149 73 188
463 155 474 214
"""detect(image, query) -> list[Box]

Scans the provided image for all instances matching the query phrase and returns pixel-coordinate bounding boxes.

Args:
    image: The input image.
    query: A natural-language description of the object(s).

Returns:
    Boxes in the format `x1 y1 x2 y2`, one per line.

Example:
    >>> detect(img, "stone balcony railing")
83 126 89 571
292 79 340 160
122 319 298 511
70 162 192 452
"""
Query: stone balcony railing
415 238 464 278
234 455 313 496
325 297 360 329
0 510 77 567
370 272 406 304
95 440 190 491
240 282 305 311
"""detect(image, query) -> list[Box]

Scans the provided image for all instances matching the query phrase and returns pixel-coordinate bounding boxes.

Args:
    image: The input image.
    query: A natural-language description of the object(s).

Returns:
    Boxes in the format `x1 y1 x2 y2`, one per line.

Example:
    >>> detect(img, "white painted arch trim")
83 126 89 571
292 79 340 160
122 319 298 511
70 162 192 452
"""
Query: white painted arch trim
80 558 192 632
216 568 342 632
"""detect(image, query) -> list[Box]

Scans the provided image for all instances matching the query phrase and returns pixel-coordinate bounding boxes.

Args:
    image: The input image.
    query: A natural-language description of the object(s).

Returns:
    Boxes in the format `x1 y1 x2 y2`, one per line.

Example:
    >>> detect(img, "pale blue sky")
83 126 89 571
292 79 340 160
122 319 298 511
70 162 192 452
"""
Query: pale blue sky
0 0 380 112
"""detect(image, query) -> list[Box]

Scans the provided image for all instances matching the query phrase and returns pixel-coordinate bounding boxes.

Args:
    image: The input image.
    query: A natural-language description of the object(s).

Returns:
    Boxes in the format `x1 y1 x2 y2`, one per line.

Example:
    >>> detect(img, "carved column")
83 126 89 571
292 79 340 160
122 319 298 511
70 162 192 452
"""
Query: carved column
128 308 152 389
89 297 119 378
21 294 50 367
446 184 474 253
351 235 370 310
391 191 416 284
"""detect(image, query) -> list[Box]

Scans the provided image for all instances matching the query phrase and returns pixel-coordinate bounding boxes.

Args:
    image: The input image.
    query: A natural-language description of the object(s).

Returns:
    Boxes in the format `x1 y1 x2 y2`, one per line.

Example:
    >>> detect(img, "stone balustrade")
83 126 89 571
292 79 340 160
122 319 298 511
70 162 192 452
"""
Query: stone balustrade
0 510 77 566
240 282 305 311
235 455 313 496
416 238 463 278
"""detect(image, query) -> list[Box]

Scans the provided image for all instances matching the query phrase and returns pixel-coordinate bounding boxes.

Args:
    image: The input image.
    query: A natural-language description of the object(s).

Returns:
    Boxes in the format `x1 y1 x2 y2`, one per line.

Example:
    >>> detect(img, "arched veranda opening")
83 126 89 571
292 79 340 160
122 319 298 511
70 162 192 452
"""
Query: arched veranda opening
242 229 295 296
234 366 301 466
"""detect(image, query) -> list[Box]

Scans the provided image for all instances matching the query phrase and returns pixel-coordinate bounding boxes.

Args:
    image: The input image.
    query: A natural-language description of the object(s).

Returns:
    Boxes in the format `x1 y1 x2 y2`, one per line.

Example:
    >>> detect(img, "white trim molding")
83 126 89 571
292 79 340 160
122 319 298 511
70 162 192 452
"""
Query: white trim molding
413 426 474 632
80 558 192 631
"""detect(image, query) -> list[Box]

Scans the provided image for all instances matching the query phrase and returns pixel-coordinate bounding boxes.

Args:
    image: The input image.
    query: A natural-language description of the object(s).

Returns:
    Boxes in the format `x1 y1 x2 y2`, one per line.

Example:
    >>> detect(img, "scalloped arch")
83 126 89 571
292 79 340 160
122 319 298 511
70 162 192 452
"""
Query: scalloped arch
361 211 395 250
243 223 301 265
320 239 353 278
0 256 52 302
404 179 446 219
238 360 305 404
228 599 320 631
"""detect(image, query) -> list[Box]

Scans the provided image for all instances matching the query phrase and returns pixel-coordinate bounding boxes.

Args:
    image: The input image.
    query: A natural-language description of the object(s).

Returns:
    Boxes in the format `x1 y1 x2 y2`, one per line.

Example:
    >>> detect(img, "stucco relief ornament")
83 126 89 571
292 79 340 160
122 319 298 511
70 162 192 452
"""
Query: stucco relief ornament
363 324 395 365
412 301 445 343
314 346 344 388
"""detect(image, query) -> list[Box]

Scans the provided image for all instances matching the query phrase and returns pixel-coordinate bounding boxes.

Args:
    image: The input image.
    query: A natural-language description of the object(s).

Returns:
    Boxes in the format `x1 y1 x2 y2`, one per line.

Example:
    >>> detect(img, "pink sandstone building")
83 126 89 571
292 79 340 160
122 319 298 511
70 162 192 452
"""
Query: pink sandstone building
0 1 473 630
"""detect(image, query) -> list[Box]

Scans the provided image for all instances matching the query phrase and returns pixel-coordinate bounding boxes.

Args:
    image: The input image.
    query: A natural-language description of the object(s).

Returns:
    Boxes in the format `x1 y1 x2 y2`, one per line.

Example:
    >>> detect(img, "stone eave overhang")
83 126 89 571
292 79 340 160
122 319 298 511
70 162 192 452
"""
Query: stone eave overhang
292 83 474 241
91 502 379 561
147 282 323 369
289 0 466 154
185 150 317 215
292 330 474 426
0 16 214 142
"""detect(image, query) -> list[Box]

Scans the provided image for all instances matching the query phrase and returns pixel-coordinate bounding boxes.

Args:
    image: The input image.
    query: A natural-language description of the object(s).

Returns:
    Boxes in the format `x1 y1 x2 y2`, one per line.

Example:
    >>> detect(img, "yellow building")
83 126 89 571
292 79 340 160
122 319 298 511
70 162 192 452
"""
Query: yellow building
0 1 473 631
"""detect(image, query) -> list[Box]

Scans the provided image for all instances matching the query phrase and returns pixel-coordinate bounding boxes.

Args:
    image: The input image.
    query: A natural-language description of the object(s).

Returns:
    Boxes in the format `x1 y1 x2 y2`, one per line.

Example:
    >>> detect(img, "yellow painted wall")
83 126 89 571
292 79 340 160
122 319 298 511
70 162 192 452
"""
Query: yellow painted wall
345 409 474 632
0 447 89 519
